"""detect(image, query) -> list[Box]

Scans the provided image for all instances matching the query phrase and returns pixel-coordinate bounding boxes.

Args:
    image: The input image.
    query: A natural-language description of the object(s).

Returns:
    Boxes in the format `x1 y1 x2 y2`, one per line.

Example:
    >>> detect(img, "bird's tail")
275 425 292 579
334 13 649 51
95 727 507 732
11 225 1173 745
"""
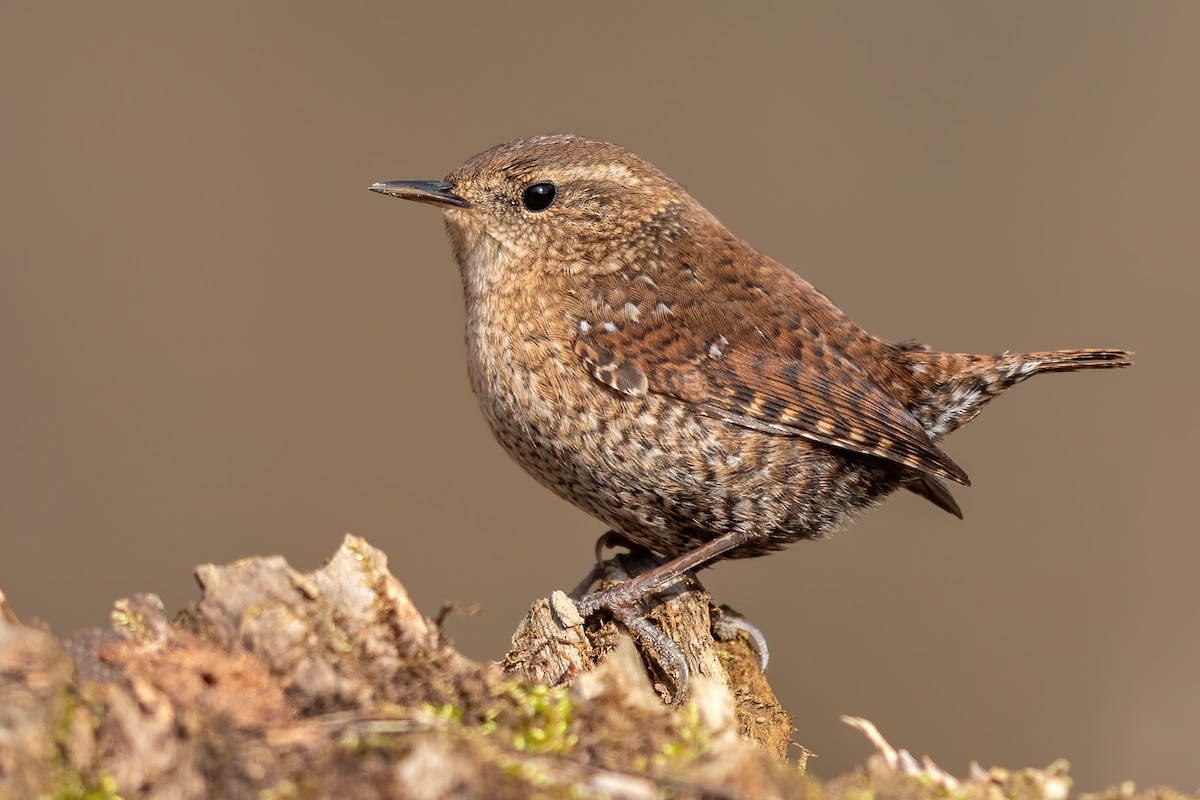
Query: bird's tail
908 348 1132 438
1009 348 1134 374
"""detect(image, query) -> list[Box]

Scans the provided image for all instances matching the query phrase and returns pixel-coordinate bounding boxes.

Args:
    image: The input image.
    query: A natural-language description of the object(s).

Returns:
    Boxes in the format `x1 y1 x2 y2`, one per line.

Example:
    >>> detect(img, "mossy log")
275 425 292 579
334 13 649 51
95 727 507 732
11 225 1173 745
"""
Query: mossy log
0 536 1193 800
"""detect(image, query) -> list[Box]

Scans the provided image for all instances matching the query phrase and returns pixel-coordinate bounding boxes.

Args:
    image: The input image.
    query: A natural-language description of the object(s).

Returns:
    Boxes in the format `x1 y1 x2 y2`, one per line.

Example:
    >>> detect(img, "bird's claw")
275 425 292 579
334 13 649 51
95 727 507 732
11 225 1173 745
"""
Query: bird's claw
711 604 770 671
576 580 691 701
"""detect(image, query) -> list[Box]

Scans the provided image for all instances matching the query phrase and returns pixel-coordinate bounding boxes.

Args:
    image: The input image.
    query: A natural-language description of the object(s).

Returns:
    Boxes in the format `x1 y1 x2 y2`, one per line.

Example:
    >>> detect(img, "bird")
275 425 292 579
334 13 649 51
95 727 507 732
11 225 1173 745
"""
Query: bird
370 134 1131 687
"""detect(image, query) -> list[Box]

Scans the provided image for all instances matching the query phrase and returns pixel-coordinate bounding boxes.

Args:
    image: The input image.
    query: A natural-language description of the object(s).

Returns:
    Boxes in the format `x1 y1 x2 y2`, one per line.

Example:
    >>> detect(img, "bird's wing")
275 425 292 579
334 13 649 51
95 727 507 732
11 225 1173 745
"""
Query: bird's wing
573 302 969 485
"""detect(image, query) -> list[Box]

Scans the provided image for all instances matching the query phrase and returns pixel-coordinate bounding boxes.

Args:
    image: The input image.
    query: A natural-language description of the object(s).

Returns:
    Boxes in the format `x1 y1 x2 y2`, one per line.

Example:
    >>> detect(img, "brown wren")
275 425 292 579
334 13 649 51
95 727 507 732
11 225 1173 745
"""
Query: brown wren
371 135 1131 685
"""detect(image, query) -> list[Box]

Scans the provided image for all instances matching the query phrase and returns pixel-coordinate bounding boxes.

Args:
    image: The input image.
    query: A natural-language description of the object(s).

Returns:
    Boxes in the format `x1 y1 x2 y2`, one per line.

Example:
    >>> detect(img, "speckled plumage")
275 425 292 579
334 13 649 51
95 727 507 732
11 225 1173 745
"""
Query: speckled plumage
372 135 1131 564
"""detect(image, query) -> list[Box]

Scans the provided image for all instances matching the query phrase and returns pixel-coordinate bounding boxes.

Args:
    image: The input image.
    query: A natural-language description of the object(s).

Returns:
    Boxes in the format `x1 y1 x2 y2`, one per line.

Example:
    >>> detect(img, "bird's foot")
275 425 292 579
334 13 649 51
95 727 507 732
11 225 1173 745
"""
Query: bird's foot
711 604 770 671
570 528 760 701
575 560 692 701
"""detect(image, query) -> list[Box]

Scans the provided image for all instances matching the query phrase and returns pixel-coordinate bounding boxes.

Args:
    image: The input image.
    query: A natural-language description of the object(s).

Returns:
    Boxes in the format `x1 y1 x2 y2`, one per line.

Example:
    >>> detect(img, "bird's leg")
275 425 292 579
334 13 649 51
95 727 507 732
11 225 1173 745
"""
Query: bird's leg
576 529 754 698
594 529 640 562
567 562 605 602
578 529 752 615
568 530 662 601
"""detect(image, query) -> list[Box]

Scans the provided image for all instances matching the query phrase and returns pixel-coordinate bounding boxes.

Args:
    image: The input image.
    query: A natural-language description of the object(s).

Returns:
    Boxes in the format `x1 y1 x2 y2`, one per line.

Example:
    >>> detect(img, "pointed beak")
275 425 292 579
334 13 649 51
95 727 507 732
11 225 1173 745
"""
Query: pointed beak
368 179 469 208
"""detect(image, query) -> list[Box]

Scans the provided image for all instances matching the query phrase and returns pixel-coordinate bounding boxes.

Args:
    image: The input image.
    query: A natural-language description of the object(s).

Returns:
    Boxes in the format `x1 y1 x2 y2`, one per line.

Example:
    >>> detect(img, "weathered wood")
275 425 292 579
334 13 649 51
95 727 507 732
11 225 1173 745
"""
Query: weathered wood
0 537 1193 800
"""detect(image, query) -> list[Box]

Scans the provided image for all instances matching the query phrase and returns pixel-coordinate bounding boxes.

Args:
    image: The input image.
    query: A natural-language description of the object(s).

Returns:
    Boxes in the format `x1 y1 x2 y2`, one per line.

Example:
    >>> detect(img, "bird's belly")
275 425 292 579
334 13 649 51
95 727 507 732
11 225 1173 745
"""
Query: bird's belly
470 344 899 559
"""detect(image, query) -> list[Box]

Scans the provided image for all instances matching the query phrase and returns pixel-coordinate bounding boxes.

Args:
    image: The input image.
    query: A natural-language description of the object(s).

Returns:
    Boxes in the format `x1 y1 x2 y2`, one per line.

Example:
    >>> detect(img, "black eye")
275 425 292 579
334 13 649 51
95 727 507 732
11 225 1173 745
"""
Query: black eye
521 182 557 212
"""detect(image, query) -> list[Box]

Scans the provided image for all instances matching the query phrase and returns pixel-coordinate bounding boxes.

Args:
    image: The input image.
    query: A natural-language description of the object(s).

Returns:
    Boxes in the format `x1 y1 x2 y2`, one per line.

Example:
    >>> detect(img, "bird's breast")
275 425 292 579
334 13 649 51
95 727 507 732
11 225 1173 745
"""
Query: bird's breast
464 298 585 448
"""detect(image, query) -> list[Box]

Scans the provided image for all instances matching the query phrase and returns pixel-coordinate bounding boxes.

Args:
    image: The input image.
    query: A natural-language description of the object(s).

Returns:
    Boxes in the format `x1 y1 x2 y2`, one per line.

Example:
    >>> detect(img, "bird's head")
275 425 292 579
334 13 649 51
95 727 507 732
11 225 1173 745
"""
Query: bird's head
372 135 710 294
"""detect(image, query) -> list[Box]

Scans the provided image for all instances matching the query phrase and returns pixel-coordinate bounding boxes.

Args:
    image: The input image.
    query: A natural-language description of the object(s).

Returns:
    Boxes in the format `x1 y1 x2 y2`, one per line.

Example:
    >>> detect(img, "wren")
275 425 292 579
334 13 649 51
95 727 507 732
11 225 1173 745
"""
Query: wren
371 135 1130 684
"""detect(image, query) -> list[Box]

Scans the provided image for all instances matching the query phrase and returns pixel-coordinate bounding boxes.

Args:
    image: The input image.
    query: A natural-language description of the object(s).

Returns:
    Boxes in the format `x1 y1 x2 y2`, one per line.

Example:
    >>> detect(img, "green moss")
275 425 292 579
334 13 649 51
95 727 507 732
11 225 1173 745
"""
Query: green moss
38 685 124 800
43 773 124 800
422 702 465 724
492 681 577 756
348 683 578 758
325 679 583 795
843 789 875 800
655 701 710 770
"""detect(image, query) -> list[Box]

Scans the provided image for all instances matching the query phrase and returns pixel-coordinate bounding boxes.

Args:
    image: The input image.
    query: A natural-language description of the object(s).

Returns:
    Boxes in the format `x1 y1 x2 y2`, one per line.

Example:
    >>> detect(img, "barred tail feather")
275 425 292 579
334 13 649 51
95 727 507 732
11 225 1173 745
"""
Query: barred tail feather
1017 348 1134 373
913 347 1132 438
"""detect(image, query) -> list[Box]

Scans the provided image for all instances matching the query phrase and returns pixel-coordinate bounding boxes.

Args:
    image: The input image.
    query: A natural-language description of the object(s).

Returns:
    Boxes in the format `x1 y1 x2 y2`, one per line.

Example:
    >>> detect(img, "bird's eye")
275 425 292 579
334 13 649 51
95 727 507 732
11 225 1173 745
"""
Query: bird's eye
521 182 557 212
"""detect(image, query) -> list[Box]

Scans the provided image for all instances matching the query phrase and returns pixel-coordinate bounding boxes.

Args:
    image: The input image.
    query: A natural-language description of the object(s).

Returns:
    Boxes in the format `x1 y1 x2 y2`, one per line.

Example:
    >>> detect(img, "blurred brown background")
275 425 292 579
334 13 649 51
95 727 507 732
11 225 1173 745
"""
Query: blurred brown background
2 2 1197 791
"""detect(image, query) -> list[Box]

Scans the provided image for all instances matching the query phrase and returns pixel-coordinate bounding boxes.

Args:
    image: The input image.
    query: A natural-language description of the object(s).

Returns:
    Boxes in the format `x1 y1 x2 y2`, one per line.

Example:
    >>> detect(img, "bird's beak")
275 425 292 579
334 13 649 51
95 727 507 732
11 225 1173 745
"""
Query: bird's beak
368 180 469 208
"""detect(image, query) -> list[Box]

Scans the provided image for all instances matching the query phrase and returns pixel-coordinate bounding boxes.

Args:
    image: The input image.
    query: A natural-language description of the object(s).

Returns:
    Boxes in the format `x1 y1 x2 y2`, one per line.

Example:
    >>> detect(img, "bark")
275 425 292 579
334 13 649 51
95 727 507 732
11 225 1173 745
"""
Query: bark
0 536 1192 800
